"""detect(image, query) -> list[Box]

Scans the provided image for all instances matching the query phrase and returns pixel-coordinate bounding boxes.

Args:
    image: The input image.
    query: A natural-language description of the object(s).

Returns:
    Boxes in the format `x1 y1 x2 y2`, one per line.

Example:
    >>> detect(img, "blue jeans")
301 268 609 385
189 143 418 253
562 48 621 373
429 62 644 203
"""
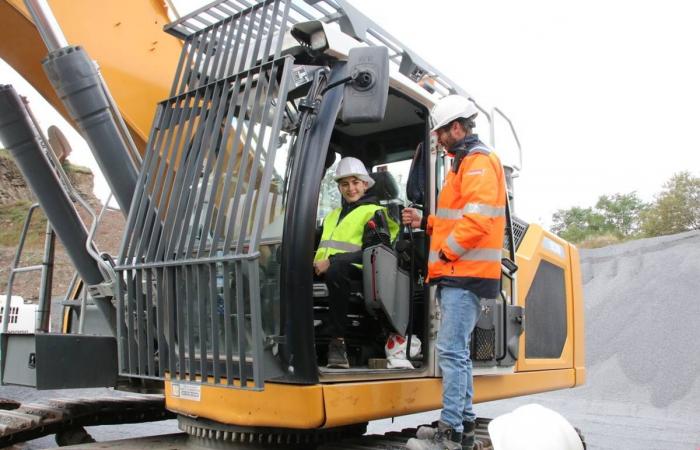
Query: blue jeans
437 286 482 432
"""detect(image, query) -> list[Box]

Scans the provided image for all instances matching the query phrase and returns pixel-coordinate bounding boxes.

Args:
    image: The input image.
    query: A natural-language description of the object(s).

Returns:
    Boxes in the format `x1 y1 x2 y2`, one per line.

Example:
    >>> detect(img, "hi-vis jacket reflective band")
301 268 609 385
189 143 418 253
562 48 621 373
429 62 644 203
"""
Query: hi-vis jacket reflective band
426 144 507 285
436 203 506 219
314 204 399 268
318 240 361 253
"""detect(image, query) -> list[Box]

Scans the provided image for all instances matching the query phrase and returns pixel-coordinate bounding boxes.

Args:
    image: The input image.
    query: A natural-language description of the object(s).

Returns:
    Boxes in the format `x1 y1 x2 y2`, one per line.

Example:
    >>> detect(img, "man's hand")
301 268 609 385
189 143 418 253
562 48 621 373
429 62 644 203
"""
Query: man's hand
402 207 423 229
313 259 330 276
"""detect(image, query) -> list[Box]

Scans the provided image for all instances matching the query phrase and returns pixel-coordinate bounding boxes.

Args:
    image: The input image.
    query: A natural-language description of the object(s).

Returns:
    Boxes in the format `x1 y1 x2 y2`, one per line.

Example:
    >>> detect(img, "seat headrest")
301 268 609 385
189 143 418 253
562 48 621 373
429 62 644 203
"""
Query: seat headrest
368 171 400 201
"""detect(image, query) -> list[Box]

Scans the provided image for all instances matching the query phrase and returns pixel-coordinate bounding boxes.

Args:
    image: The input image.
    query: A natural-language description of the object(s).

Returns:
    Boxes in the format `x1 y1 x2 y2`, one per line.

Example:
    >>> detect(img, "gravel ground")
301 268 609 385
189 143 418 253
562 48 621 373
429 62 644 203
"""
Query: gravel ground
371 230 700 449
2 231 699 449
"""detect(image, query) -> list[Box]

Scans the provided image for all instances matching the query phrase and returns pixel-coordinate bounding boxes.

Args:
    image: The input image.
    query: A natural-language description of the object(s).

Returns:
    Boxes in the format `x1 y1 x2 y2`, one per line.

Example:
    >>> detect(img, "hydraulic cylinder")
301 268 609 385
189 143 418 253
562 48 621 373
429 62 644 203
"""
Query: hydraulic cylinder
42 46 137 214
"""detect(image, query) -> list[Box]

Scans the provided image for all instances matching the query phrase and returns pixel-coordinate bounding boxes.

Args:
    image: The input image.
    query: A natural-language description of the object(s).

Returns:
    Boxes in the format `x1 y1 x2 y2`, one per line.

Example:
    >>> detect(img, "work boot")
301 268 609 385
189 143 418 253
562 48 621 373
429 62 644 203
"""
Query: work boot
326 338 350 369
415 420 475 450
406 421 462 450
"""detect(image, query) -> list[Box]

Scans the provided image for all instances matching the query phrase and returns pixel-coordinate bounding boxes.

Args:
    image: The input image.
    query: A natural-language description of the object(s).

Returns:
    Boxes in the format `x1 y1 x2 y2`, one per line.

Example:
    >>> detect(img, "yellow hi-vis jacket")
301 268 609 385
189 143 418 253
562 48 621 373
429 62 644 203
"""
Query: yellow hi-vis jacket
314 204 399 268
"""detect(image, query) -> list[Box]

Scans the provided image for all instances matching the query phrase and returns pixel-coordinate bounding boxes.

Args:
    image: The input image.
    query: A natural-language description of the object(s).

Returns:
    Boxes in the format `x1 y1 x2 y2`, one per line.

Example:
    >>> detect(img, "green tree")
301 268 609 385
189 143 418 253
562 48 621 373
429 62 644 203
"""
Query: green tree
595 192 647 238
551 206 608 243
552 192 647 243
640 171 700 237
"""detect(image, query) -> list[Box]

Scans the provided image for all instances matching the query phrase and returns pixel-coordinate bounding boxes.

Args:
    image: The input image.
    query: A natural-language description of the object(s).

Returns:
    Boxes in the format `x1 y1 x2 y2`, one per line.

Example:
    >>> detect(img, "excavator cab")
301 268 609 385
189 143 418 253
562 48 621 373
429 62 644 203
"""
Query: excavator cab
110 0 526 391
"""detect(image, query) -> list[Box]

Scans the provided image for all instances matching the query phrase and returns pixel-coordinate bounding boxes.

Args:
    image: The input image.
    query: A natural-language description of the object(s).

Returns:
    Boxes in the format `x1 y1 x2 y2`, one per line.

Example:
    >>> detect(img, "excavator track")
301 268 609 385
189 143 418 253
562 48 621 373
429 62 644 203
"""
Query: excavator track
320 419 494 450
0 394 497 450
0 395 174 447
180 417 493 450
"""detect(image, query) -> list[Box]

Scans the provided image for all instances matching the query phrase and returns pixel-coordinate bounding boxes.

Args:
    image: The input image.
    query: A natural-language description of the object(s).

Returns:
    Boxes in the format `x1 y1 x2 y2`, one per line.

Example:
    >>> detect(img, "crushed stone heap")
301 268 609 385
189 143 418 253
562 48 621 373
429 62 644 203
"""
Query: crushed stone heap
580 230 700 411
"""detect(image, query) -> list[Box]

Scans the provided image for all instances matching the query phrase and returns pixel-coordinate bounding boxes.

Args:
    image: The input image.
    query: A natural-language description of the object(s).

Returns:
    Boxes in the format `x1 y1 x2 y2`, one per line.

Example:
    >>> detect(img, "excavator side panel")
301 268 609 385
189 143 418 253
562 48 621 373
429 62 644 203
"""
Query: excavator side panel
514 224 580 374
570 244 587 386
157 369 576 429
164 379 326 428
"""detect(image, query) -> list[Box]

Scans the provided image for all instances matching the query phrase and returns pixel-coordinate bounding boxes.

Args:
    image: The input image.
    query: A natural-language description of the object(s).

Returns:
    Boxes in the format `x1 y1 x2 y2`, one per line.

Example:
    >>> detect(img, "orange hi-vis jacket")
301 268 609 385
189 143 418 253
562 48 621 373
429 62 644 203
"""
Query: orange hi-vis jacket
426 138 506 299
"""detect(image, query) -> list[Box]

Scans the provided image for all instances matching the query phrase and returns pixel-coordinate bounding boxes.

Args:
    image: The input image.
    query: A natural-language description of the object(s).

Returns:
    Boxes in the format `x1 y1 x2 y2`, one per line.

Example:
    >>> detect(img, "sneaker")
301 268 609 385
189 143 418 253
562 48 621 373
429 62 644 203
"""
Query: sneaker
326 338 350 369
406 421 462 450
415 420 475 450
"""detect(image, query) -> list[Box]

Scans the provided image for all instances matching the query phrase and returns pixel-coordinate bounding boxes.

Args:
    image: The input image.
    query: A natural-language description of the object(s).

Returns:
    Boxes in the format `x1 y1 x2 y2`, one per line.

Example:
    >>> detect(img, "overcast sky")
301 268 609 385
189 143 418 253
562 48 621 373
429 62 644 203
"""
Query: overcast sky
348 0 700 224
2 0 699 226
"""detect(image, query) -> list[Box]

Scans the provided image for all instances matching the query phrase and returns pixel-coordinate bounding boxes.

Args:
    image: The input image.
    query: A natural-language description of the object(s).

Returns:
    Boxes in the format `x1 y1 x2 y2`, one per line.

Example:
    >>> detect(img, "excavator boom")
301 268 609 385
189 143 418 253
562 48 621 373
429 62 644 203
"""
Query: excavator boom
0 0 181 151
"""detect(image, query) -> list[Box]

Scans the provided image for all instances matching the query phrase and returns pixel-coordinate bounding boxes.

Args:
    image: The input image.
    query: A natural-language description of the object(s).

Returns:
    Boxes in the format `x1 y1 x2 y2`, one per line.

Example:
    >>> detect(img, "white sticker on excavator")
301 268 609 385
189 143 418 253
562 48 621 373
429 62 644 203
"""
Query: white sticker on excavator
542 237 565 258
172 383 201 401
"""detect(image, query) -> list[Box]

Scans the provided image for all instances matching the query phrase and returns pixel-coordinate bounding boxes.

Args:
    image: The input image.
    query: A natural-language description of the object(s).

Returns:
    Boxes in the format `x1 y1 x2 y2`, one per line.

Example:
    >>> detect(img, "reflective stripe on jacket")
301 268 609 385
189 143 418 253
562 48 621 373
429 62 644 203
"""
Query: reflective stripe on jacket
426 141 506 294
314 204 398 268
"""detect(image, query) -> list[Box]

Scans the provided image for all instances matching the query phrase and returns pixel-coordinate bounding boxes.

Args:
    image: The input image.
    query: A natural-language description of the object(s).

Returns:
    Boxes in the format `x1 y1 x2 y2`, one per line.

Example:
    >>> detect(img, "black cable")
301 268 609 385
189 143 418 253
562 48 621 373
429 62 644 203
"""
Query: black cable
320 75 354 95
404 205 417 361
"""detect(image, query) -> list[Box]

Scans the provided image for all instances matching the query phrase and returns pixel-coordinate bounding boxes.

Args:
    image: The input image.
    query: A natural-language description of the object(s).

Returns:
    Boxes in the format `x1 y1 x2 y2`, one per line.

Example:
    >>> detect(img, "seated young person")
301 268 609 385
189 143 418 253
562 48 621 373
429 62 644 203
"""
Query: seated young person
313 157 398 368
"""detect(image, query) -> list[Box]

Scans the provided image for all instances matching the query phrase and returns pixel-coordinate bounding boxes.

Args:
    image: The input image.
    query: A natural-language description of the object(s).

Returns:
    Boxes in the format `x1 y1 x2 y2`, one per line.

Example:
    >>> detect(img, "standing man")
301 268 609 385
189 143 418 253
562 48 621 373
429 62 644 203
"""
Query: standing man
314 156 398 369
403 96 506 450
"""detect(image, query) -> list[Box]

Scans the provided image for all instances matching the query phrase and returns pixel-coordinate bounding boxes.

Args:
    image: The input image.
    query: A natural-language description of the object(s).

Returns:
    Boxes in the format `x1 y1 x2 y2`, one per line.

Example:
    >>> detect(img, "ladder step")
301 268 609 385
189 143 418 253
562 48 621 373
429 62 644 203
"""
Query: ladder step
60 300 93 307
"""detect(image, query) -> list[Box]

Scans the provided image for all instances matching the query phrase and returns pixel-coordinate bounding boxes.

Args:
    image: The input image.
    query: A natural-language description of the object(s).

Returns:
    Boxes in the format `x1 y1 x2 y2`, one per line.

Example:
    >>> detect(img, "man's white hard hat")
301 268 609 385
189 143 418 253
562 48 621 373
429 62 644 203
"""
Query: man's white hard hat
430 95 479 131
488 404 584 450
334 156 375 188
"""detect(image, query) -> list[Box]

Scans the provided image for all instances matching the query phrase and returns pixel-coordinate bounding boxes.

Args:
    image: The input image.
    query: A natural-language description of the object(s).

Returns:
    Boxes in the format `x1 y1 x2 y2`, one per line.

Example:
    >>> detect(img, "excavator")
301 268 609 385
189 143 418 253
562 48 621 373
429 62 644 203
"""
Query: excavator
0 0 585 448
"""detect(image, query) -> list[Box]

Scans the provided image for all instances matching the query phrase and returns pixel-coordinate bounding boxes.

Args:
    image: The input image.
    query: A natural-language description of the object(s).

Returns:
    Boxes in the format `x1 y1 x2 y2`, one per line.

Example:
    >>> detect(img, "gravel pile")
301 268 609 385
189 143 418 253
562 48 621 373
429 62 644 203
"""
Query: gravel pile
474 229 700 449
372 230 700 449
580 230 700 412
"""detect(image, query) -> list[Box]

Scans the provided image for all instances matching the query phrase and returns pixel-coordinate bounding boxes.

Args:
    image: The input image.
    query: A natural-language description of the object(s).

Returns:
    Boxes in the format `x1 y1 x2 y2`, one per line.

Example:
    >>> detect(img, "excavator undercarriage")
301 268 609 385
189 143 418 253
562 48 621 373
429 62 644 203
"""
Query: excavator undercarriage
0 393 497 449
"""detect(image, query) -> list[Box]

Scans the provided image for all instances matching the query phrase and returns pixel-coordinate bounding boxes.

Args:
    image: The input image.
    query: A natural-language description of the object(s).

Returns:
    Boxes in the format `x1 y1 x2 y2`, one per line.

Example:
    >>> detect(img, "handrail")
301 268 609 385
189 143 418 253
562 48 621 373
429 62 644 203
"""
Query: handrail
22 96 116 284
492 106 523 172
1 205 54 334
164 0 470 99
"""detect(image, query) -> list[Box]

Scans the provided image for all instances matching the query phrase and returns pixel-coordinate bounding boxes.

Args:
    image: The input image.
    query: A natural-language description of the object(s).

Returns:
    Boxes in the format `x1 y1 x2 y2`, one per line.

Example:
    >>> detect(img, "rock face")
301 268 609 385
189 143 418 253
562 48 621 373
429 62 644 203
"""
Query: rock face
0 153 30 205
0 151 96 206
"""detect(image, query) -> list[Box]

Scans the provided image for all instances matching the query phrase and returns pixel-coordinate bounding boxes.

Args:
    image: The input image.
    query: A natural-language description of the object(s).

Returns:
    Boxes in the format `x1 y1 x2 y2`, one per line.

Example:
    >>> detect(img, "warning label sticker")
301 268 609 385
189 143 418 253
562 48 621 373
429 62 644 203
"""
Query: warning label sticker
171 382 201 401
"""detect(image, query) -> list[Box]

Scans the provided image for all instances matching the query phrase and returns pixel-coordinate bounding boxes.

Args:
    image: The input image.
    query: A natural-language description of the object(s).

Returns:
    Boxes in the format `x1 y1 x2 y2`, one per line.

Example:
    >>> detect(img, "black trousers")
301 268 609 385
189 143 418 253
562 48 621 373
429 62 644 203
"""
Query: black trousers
322 259 362 338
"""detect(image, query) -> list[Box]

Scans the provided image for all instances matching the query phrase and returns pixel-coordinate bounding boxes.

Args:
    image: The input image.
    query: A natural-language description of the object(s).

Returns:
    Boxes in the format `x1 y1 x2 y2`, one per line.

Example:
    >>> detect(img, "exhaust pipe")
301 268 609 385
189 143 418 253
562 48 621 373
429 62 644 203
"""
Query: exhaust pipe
0 84 116 331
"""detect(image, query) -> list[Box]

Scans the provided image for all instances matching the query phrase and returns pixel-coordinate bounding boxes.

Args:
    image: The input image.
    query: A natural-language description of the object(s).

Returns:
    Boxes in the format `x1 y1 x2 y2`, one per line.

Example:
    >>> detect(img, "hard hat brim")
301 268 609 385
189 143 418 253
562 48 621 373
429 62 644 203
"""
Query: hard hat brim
334 173 375 188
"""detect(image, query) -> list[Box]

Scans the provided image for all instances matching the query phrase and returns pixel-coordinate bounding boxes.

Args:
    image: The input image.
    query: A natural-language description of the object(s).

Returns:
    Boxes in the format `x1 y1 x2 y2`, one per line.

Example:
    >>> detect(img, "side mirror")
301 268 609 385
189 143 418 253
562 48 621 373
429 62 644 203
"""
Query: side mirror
339 46 389 123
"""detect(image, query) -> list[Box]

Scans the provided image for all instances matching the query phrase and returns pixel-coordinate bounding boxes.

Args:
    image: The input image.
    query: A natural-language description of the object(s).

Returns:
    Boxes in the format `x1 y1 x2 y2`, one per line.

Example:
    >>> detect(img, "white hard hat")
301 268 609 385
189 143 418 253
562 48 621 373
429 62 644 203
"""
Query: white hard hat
334 157 375 188
430 95 479 131
488 404 584 450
